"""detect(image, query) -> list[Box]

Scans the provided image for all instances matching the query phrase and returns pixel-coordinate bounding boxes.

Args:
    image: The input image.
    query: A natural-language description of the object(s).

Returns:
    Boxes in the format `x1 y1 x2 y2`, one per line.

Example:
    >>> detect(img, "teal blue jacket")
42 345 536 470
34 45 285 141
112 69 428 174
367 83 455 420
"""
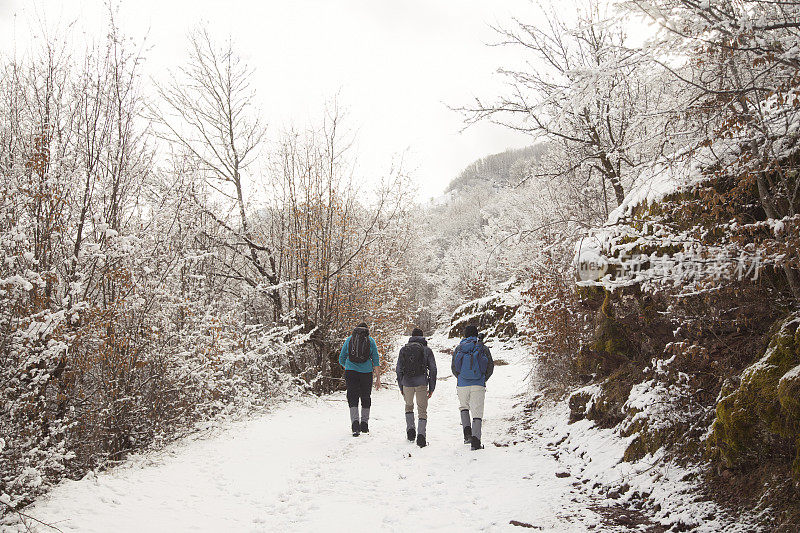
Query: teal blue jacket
339 335 380 372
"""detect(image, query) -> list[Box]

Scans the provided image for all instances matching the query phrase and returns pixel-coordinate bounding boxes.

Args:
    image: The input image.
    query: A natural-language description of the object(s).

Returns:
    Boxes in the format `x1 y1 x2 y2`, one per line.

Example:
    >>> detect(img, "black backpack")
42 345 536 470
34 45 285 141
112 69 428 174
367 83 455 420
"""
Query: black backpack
399 342 426 378
348 327 371 364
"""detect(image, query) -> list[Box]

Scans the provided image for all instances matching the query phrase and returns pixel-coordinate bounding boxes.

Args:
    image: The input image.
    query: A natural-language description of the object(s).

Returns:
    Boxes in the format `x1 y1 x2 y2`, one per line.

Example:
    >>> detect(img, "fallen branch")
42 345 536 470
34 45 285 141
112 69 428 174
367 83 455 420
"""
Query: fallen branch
0 499 65 533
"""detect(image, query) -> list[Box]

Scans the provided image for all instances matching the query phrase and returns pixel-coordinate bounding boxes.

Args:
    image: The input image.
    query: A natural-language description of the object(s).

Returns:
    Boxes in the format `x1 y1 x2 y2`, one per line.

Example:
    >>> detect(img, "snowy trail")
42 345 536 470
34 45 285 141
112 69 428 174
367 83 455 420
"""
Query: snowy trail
14 337 605 532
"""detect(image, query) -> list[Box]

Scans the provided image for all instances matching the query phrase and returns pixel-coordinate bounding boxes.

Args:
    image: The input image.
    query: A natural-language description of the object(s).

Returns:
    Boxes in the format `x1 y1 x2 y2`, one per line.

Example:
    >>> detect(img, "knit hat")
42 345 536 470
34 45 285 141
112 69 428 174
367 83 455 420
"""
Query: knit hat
411 328 424 337
357 322 368 328
464 325 479 338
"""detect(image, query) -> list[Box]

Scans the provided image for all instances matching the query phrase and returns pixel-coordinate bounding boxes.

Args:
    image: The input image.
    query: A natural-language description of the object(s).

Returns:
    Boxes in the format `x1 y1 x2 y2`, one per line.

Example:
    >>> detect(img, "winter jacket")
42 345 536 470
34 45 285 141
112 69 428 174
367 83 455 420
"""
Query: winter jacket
395 335 438 392
339 331 380 373
451 336 494 387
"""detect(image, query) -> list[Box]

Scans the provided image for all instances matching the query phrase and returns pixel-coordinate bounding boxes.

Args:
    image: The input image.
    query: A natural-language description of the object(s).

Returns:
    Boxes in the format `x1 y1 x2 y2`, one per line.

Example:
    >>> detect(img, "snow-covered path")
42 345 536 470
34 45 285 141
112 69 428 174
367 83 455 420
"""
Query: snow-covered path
14 337 605 532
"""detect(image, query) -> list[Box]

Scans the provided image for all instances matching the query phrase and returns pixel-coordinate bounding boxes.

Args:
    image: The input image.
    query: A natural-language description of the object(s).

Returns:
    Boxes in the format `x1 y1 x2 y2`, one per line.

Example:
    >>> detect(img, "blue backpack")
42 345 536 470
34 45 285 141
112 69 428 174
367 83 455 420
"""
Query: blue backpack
458 338 485 381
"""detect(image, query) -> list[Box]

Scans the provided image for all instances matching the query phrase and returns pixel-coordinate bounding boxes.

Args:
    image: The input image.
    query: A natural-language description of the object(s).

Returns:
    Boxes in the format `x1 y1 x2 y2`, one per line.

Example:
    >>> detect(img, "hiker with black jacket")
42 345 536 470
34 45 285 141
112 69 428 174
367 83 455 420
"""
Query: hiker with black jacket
339 322 381 437
451 325 494 450
396 328 437 448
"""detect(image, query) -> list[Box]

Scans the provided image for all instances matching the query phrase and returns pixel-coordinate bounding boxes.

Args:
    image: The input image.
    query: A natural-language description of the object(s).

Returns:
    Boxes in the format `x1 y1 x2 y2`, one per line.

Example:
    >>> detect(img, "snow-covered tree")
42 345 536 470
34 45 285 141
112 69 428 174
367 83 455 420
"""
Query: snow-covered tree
464 1 671 210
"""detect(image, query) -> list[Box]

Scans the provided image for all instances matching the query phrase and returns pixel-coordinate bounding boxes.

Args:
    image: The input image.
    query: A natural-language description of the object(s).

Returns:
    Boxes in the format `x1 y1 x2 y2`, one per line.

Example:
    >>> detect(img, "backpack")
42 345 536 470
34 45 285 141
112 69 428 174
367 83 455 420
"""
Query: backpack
458 339 485 381
348 327 371 364
399 342 426 378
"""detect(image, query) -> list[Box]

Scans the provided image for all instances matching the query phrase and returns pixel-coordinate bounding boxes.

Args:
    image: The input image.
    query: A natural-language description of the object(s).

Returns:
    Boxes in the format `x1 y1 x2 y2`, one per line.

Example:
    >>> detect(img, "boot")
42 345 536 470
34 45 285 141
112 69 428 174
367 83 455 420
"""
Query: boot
350 406 360 437
416 418 427 448
470 435 483 450
471 418 483 450
460 409 471 444
406 412 415 441
360 408 370 433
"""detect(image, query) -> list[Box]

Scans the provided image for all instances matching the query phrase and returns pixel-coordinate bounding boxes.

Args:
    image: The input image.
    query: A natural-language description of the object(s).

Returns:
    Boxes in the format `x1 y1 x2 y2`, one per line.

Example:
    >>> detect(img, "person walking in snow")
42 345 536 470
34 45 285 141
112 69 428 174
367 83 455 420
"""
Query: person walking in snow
396 328 437 448
451 324 494 450
339 322 381 437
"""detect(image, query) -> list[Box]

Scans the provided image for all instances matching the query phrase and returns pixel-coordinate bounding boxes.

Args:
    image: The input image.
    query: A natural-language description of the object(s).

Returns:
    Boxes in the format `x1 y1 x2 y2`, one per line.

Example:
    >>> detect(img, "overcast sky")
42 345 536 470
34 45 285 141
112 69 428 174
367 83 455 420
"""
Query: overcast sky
0 0 541 199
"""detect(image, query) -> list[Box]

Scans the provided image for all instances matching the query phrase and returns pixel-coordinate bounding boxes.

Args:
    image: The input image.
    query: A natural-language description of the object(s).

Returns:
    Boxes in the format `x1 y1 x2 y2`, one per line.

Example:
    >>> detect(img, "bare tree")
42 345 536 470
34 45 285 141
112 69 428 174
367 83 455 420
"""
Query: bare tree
264 105 416 389
155 27 283 319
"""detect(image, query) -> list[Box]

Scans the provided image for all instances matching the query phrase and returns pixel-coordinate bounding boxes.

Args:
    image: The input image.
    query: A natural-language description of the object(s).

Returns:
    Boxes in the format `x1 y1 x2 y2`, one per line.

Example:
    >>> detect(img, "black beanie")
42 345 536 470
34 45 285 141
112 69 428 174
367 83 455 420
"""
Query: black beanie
464 325 479 338
411 328 424 337
357 322 368 328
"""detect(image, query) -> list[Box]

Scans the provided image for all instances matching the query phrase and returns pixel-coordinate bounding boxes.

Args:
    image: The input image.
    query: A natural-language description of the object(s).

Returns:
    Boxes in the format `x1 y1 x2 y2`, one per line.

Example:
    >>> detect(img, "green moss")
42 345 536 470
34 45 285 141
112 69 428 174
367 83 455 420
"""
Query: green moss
623 419 671 462
591 291 634 361
710 390 758 465
576 285 605 307
777 366 800 424
584 366 638 428
573 291 637 387
708 314 800 476
777 366 800 481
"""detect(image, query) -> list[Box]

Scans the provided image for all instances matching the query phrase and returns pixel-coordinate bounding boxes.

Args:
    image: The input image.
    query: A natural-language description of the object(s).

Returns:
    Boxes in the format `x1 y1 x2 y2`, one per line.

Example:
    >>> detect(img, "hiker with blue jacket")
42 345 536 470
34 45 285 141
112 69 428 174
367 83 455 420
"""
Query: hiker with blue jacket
396 328 437 448
339 322 381 437
451 324 494 450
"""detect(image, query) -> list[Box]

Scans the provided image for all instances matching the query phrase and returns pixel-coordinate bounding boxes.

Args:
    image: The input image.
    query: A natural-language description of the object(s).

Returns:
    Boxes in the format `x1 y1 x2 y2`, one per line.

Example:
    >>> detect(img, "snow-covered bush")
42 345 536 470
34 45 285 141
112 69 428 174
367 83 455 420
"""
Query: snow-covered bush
0 20 415 516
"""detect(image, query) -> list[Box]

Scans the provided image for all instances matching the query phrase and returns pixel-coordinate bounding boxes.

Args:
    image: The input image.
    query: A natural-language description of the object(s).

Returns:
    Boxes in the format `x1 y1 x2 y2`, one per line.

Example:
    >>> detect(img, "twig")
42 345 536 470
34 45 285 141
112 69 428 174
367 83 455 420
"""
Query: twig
0 499 65 533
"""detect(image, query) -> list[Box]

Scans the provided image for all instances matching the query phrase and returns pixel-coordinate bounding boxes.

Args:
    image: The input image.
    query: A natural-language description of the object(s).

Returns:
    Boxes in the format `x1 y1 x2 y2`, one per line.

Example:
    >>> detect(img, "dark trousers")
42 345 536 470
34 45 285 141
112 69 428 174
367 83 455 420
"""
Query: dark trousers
345 370 373 408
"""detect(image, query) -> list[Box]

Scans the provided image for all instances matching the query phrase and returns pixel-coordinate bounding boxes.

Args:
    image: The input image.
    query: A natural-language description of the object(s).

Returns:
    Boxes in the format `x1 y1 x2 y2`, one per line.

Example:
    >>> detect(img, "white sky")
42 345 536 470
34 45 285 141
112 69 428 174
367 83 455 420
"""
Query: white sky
0 0 541 200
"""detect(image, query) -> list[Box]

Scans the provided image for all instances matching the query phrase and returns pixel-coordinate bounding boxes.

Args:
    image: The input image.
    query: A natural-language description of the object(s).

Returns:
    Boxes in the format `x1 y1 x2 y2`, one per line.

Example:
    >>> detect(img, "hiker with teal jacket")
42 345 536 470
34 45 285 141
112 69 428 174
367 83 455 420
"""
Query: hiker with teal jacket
451 324 494 450
339 322 381 437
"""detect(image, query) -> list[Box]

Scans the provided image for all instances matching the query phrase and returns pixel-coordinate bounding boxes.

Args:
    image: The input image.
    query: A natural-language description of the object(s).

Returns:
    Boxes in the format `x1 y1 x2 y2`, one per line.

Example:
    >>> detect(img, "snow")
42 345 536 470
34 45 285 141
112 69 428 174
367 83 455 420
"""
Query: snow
607 163 687 225
519 404 753 532
451 285 524 317
572 147 740 290
741 315 800 382
4 334 753 532
779 363 800 385
7 335 597 532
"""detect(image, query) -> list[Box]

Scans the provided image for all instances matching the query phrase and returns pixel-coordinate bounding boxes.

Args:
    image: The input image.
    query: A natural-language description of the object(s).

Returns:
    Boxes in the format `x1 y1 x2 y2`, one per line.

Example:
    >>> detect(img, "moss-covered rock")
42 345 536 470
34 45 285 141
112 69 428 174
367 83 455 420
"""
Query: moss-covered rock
622 417 700 463
568 391 591 423
777 364 800 478
576 284 605 309
568 386 600 423
574 291 635 377
593 291 635 359
777 365 800 422
622 419 668 462
574 346 629 377
587 390 626 427
708 314 800 477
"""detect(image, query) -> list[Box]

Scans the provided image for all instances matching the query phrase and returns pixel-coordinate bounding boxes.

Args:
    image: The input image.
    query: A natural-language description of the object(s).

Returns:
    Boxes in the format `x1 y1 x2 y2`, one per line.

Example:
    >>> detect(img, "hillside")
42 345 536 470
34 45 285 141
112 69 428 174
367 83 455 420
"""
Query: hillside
444 144 547 195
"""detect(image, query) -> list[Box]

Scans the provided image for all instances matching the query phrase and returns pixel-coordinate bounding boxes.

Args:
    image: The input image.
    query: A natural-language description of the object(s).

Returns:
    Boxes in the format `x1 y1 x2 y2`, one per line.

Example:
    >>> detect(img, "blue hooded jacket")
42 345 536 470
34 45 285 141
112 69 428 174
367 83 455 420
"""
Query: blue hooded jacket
451 336 494 387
